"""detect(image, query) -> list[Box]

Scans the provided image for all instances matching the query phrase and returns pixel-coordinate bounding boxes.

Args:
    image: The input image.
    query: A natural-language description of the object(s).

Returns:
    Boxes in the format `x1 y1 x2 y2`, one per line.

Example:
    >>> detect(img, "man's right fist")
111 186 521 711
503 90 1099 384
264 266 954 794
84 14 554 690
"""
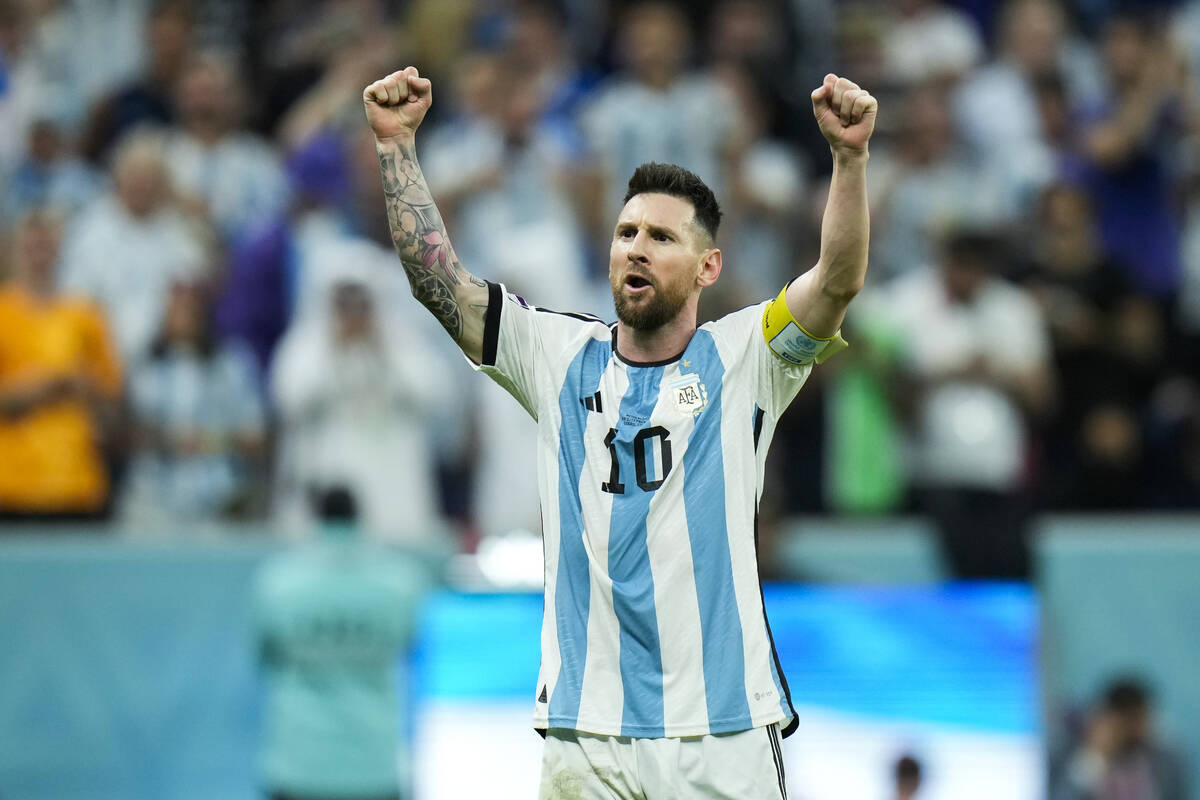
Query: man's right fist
363 67 432 141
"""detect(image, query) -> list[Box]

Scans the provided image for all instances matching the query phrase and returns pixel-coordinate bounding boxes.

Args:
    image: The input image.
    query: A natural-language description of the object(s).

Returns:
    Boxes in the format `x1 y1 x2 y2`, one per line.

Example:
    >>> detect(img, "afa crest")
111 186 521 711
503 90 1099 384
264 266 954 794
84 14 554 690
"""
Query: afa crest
671 374 707 417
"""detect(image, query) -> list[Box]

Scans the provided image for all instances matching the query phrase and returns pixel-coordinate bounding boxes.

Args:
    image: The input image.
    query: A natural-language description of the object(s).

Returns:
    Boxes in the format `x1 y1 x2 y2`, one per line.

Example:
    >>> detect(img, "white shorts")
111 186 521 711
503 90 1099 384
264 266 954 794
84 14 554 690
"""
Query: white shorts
538 724 787 799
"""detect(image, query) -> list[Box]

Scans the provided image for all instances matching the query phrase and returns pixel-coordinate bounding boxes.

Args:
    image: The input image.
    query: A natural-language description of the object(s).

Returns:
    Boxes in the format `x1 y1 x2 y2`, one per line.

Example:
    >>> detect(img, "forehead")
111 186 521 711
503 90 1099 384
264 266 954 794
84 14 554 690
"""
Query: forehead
617 192 696 231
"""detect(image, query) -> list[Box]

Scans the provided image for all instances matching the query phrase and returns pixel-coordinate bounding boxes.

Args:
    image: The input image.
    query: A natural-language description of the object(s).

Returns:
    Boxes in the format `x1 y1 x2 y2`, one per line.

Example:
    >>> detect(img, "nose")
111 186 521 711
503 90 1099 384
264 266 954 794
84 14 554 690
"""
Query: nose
627 229 650 265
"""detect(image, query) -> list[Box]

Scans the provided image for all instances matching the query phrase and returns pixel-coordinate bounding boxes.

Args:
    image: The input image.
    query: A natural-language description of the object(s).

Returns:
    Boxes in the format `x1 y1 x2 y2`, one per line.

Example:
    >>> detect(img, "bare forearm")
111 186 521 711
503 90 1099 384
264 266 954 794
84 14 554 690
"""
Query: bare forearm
819 152 869 297
788 151 870 336
376 136 487 356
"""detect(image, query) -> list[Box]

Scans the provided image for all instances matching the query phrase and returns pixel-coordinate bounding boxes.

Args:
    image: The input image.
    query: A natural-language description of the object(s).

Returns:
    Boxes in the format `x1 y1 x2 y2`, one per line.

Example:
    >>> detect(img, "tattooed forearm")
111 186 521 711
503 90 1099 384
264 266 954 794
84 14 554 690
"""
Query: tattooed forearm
378 141 468 338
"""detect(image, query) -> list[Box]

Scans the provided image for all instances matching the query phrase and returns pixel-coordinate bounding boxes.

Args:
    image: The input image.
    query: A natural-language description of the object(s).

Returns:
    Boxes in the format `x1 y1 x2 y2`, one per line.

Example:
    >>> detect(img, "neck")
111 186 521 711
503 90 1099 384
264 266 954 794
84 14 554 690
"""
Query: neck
19 274 55 301
615 311 697 364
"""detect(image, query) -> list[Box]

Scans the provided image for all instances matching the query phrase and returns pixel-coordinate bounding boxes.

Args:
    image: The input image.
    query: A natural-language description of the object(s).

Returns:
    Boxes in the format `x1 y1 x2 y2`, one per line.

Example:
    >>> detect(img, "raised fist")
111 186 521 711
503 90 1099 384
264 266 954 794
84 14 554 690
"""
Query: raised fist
811 74 877 156
363 67 432 141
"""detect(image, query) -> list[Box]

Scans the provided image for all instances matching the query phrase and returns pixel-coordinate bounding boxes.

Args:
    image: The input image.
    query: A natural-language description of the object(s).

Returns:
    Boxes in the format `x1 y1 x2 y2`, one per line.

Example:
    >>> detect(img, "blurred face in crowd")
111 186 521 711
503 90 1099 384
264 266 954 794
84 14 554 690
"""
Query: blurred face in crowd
708 0 780 64
13 211 63 293
1003 0 1064 76
113 137 170 218
147 2 193 80
620 3 690 87
164 281 209 346
609 193 713 331
452 52 503 121
941 250 987 304
1102 18 1150 85
333 282 374 343
508 5 566 74
900 86 954 164
177 55 240 135
1038 184 1097 268
27 119 63 164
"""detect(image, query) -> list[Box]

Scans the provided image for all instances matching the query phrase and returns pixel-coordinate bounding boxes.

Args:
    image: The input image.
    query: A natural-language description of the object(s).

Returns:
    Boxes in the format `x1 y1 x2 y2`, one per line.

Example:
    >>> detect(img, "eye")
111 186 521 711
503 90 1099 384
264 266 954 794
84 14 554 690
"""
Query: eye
654 232 672 242
619 228 635 239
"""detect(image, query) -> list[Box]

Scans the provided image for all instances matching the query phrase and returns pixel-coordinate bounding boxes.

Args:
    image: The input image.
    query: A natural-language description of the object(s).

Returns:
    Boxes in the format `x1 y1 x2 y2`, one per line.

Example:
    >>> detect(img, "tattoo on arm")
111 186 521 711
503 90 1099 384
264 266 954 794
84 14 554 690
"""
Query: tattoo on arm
379 143 469 338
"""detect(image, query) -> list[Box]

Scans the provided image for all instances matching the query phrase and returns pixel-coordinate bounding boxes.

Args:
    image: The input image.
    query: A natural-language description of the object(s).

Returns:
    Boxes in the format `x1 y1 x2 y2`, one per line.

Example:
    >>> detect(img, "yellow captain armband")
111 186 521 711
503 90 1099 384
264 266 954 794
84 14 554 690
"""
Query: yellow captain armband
761 285 850 365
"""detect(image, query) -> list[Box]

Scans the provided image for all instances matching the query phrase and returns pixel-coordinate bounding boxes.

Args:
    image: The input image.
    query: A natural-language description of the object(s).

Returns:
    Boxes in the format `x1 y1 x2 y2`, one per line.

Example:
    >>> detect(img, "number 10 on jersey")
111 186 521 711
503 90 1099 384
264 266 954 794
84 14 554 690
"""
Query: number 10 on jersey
601 426 673 494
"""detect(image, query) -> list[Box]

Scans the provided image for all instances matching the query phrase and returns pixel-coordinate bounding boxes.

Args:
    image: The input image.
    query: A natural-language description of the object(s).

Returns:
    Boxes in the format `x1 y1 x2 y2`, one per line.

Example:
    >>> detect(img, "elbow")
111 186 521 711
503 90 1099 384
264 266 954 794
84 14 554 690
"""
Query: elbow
821 278 864 305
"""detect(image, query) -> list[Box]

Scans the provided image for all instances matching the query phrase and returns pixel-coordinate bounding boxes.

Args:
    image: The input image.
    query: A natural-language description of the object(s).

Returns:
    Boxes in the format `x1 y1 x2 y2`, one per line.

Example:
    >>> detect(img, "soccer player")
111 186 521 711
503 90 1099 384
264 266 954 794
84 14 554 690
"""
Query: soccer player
364 65 876 798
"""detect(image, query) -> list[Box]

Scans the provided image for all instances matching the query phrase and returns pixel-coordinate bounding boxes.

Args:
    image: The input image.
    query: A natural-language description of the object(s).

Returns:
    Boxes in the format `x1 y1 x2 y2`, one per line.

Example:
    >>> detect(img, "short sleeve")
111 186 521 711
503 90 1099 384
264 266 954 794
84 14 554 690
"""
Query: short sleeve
706 302 814 419
473 281 606 421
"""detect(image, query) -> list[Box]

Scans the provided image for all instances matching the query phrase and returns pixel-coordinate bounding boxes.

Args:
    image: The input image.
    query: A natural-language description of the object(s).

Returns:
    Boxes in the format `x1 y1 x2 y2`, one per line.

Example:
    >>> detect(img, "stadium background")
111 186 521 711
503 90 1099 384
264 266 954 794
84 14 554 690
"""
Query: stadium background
1 0 1198 798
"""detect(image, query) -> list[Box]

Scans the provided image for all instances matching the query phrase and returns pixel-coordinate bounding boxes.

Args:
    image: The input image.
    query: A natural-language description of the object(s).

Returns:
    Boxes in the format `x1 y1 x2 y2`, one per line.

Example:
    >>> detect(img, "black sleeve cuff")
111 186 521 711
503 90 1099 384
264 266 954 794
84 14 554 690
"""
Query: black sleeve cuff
481 281 503 367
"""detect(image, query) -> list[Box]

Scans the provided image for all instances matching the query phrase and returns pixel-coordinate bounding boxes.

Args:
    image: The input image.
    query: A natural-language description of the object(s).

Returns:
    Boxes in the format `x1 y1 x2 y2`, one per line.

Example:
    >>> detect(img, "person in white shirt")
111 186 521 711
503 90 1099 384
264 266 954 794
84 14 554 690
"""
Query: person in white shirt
879 228 1054 578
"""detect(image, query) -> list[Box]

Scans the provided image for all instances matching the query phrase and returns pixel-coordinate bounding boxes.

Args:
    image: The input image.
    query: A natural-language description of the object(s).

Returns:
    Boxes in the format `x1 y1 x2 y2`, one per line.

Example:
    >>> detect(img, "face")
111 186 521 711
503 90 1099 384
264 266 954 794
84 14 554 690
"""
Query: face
609 193 711 331
177 58 237 128
621 4 688 81
14 214 62 287
114 151 168 218
333 282 374 341
164 282 207 343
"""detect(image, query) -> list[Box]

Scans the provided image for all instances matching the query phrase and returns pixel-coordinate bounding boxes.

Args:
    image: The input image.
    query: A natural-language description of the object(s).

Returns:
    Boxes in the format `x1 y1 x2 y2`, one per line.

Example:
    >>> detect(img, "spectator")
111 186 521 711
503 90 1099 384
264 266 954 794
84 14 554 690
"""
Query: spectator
881 228 1053 578
892 754 923 800
1050 677 1190 800
271 244 451 549
880 0 983 87
1018 183 1163 509
3 117 101 222
120 275 266 523
420 52 597 544
61 128 210 362
214 130 358 375
164 50 290 243
953 0 1101 178
254 486 434 800
710 61 809 309
869 84 1009 279
1069 11 1197 298
80 0 194 165
0 209 122 522
579 1 746 230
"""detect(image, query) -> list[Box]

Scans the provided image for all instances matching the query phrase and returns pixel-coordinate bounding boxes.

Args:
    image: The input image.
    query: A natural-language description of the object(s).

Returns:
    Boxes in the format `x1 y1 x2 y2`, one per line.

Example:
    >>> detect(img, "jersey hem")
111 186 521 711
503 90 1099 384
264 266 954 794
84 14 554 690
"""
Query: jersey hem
535 711 792 740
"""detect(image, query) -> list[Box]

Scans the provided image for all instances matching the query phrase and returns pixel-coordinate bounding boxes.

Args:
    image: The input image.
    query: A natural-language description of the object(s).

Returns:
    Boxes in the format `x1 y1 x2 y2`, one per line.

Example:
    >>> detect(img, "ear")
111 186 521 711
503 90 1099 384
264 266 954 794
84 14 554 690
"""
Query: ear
696 248 722 288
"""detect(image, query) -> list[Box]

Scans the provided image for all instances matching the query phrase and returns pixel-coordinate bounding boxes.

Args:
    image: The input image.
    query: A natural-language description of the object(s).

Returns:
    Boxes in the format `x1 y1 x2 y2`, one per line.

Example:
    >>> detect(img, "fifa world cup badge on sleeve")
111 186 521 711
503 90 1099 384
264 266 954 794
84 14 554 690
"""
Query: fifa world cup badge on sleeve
762 285 849 365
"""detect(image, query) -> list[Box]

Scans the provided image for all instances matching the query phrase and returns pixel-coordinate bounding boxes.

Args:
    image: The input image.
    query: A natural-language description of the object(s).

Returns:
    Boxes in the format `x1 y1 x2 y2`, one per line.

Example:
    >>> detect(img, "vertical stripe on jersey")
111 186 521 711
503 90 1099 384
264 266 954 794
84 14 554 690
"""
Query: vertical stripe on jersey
752 406 793 733
547 339 609 726
681 330 752 731
609 364 667 737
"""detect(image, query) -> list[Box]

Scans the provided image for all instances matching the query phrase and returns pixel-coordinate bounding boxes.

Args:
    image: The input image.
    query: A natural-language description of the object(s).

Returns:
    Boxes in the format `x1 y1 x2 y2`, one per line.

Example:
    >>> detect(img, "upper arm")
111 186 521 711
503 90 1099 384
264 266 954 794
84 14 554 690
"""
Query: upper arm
784 265 854 339
452 275 491 366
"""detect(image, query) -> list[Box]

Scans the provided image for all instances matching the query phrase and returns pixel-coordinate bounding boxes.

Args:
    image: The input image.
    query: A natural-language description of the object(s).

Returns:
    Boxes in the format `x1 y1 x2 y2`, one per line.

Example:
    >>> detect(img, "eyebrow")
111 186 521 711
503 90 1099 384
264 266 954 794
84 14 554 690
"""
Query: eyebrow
615 221 681 240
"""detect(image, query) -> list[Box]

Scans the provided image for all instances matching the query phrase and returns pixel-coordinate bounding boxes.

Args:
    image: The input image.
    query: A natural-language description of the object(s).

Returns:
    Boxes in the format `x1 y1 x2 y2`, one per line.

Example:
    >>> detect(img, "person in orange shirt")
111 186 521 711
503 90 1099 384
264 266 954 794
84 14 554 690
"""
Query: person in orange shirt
0 209 123 520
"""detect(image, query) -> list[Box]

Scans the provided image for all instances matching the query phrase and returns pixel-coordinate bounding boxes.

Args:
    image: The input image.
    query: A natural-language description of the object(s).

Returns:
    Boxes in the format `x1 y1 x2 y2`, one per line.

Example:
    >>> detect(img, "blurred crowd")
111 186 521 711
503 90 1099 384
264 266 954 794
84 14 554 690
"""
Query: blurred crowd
3 0 1200 561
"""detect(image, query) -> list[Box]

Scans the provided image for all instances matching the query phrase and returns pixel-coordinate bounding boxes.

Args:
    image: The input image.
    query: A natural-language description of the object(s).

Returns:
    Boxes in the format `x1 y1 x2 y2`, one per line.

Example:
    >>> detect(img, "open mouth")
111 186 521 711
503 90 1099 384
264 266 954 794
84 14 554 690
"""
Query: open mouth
625 274 653 290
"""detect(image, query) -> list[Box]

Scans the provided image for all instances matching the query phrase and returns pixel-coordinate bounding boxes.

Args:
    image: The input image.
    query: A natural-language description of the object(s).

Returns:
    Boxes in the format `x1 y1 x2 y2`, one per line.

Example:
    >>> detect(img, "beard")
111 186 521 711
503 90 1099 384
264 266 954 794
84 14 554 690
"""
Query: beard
611 270 691 331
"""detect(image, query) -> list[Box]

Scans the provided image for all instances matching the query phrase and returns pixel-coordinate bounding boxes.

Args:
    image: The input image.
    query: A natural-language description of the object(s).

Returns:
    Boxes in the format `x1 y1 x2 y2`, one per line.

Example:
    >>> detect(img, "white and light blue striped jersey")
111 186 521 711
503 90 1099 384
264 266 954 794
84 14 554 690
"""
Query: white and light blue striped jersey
475 282 815 739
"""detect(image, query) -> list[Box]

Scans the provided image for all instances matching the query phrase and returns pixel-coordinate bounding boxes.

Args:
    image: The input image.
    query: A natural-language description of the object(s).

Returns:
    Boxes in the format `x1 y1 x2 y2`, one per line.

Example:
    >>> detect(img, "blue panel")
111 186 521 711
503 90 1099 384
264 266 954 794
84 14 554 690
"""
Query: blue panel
607 365 666 737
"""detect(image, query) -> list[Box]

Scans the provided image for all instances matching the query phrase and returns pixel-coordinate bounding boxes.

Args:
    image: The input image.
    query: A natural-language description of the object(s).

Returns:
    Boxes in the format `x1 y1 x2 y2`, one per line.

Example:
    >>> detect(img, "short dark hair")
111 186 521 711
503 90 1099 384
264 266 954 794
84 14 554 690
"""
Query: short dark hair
623 162 722 243
895 755 922 783
1104 677 1151 713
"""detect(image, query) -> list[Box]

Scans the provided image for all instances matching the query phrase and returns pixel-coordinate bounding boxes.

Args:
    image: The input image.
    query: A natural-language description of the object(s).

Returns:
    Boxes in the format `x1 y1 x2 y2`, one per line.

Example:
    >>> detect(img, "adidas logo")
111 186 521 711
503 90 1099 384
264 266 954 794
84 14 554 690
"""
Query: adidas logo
580 390 603 413
538 685 548 703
